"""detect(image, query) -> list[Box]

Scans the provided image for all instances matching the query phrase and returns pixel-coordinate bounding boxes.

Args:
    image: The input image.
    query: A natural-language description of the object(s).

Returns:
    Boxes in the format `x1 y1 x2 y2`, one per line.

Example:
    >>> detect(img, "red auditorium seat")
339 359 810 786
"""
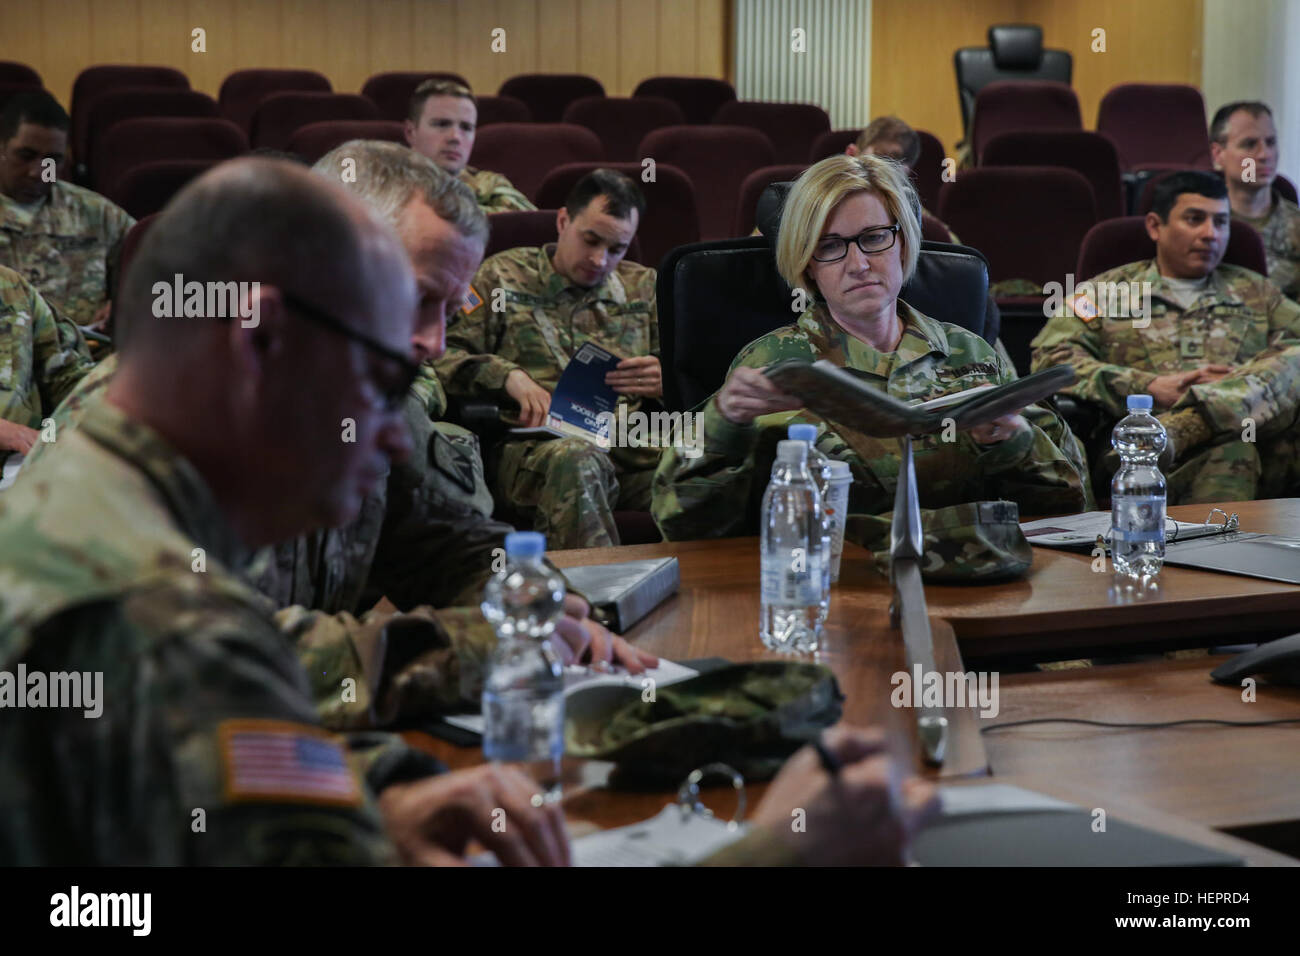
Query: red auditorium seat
93 118 247 199
981 129 1125 219
713 101 831 166
484 210 643 264
970 80 1081 163
921 213 955 243
1077 217 1267 280
219 68 331 134
1097 83 1212 172
286 120 406 163
497 74 604 123
360 71 468 121
70 65 189 177
249 92 379 151
637 125 774 240
535 161 699 268
1276 175 1298 205
106 159 214 220
469 123 603 202
84 89 219 190
0 61 41 86
938 166 1097 296
734 164 807 236
0 81 42 112
808 129 859 162
562 96 685 163
474 95 532 126
633 76 736 125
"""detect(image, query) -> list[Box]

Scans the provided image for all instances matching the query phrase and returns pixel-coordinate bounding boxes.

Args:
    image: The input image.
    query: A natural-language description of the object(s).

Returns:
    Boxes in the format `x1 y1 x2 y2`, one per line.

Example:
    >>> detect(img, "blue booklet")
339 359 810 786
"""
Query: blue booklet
511 341 621 449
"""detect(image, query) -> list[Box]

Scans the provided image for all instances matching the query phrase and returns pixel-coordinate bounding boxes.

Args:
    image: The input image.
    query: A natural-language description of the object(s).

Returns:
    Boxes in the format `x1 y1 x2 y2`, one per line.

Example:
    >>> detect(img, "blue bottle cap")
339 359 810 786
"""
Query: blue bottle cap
504 531 546 558
788 424 818 442
1127 394 1154 411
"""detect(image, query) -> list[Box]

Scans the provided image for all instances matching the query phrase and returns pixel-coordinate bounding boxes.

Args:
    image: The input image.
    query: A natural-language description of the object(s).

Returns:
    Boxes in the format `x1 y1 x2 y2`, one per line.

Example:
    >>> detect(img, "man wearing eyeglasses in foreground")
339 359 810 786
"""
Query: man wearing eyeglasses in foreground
654 154 1089 548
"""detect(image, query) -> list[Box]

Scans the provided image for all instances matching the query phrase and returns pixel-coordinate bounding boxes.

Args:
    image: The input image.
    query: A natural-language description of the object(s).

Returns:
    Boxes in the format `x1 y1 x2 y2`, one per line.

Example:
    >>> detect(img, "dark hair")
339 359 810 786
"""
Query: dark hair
563 168 645 221
408 79 476 123
1210 101 1272 144
1150 170 1228 221
855 116 921 169
0 90 70 142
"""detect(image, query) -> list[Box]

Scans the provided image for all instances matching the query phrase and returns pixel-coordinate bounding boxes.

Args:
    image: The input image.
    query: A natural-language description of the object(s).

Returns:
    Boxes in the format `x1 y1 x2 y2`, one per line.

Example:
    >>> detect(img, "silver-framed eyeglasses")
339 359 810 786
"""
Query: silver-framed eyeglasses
812 223 901 262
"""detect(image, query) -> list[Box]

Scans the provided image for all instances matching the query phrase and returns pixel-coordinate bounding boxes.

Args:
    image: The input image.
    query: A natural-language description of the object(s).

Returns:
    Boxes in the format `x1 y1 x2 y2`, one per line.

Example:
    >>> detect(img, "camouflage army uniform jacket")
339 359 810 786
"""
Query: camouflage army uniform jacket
436 244 658 399
1235 195 1300 301
1029 259 1300 429
0 398 458 864
457 166 537 213
0 181 134 325
24 354 510 729
0 265 93 431
653 301 1090 545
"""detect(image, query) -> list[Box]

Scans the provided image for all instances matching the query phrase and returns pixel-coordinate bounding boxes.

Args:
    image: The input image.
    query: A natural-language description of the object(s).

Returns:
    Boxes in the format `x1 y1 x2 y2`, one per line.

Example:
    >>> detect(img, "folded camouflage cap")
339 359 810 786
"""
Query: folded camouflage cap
852 500 1033 583
565 662 843 785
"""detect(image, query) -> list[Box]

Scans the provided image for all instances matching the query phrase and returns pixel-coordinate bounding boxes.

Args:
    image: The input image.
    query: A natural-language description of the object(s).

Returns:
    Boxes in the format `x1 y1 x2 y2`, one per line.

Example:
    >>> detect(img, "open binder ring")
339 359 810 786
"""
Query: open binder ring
1204 508 1240 532
676 763 746 830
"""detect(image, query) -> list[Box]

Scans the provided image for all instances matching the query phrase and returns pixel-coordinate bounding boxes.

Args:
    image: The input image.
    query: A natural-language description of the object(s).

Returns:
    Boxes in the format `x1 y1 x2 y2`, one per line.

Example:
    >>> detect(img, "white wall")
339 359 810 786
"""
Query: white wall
1202 0 1300 185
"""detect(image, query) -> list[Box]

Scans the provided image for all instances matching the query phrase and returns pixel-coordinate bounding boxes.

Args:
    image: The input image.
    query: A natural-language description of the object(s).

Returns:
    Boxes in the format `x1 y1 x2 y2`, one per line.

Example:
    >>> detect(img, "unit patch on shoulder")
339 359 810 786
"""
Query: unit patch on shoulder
1069 294 1099 322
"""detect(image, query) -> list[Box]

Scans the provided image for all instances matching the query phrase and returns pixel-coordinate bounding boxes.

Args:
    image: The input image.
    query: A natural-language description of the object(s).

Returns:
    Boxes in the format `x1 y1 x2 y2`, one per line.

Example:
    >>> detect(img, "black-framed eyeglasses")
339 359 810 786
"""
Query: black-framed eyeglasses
811 223 901 262
281 291 421 411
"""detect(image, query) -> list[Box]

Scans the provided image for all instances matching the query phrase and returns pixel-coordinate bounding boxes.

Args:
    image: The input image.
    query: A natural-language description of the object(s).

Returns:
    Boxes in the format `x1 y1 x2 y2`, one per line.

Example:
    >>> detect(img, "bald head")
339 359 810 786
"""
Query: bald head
118 158 412 357
107 157 419 546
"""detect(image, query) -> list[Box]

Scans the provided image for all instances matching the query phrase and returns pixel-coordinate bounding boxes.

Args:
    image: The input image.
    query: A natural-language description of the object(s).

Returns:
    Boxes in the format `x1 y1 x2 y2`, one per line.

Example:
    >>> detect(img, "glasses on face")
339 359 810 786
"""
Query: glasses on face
280 291 421 411
811 223 901 263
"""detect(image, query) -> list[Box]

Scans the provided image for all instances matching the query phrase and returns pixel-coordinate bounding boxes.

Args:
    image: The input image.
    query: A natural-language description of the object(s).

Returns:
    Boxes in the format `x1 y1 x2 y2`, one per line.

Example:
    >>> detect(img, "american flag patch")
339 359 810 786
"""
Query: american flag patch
1070 294 1099 322
462 284 484 314
218 719 362 807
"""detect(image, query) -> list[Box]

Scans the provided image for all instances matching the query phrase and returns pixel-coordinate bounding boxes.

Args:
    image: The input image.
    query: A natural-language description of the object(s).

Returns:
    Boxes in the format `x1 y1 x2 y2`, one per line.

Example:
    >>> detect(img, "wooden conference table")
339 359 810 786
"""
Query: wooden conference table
407 498 1300 864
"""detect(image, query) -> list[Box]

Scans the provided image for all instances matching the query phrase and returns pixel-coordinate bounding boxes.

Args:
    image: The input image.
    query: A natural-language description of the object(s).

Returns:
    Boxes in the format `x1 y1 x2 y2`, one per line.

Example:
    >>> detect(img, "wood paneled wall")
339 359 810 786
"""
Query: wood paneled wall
871 0 1204 155
1 0 730 109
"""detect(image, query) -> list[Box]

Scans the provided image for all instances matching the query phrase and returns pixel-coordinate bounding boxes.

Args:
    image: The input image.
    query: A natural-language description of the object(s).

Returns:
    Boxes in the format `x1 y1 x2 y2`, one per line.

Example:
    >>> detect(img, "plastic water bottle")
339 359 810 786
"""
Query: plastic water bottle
481 531 566 802
1111 394 1167 577
761 440 826 653
788 424 833 622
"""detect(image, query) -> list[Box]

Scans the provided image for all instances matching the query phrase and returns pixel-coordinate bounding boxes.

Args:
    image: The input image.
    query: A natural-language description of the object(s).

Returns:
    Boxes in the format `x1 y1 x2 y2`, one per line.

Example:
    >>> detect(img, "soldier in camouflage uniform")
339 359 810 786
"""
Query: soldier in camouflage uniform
654 154 1089 557
1210 101 1300 300
0 264 93 455
403 78 536 213
435 169 663 548
0 91 135 326
1031 170 1300 504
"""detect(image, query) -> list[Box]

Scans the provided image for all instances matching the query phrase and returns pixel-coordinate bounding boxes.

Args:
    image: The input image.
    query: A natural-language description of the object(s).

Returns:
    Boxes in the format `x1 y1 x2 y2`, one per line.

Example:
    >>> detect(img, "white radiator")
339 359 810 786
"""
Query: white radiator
733 0 873 129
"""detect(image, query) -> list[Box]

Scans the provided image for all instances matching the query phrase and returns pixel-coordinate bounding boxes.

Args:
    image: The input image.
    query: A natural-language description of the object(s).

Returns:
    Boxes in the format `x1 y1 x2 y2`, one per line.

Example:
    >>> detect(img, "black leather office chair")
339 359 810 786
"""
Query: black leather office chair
658 181 994 413
953 25 1072 141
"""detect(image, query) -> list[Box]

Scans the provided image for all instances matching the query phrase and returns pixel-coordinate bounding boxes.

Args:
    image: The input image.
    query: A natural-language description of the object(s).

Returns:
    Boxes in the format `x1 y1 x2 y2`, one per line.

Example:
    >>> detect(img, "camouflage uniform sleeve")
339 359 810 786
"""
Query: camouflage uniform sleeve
435 260 523 399
31 286 94 414
652 334 781 540
36 585 396 865
1179 283 1300 436
1029 308 1158 420
973 346 1093 514
478 172 537 213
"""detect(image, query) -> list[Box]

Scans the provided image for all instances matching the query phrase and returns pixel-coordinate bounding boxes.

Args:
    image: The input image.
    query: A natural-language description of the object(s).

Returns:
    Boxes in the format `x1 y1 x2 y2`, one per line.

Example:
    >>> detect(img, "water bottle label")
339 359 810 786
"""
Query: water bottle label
762 555 822 605
1112 494 1165 543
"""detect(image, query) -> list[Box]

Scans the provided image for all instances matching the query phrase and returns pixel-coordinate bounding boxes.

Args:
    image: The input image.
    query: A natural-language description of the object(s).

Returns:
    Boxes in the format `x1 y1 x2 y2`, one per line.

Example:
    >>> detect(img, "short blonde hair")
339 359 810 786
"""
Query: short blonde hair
775 153 922 296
